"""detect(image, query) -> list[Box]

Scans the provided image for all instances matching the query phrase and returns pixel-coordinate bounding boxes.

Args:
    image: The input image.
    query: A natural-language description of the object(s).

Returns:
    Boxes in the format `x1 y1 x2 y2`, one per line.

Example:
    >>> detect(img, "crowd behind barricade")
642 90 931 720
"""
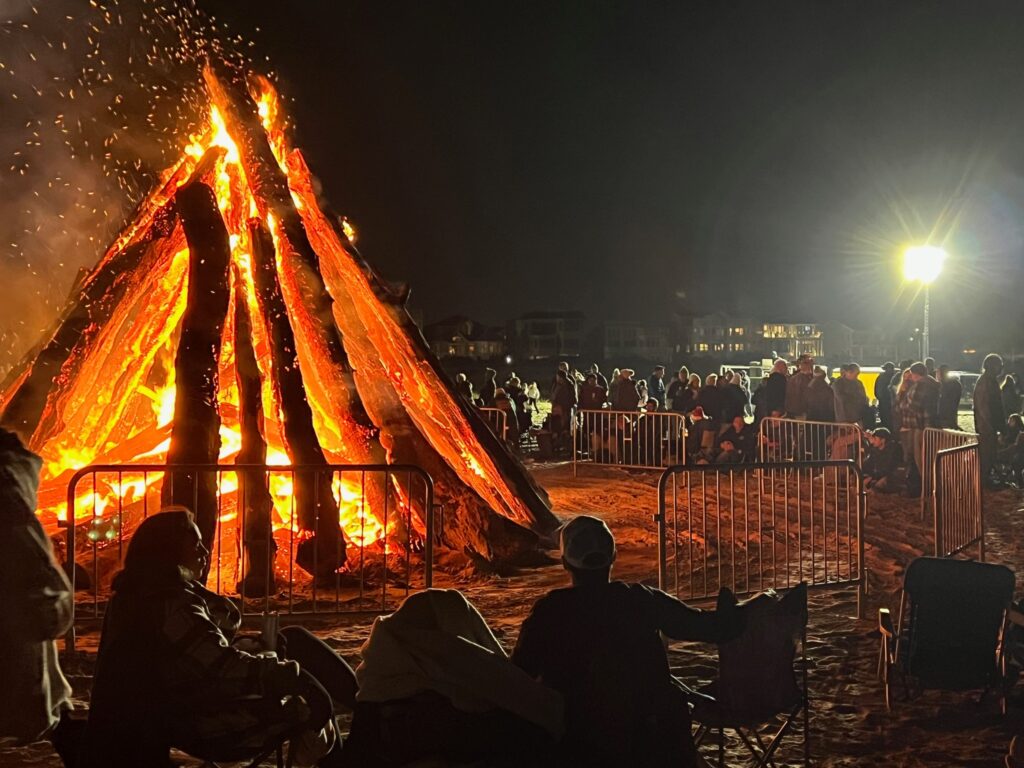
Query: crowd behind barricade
457 352 1024 486
1 426 743 768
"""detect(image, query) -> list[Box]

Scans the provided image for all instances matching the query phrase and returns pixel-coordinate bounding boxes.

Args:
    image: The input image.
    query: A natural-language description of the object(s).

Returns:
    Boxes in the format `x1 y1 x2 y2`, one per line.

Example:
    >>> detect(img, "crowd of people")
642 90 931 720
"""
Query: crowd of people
457 352 1023 488
1 425 742 768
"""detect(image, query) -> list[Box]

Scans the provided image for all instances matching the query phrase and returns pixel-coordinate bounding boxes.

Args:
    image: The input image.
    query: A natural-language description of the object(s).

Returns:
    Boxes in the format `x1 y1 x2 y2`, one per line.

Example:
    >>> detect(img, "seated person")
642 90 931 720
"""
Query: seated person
863 427 901 493
717 415 756 461
512 516 743 768
714 435 742 465
345 589 562 768
685 406 714 459
997 413 1024 482
83 507 353 768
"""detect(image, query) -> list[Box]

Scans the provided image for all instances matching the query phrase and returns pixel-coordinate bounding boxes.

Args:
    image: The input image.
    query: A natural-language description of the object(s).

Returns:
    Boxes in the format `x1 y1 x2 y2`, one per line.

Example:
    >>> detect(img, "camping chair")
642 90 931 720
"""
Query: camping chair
877 556 1015 713
689 583 809 767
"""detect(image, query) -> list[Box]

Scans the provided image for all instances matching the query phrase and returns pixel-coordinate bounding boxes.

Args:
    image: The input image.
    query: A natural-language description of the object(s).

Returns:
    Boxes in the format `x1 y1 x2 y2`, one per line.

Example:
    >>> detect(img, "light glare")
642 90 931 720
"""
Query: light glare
903 245 947 285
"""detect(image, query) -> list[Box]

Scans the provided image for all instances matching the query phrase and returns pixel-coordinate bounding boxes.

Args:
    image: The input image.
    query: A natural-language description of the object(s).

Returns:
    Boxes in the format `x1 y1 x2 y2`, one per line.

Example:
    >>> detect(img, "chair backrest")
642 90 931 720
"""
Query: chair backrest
902 556 1015 690
716 583 808 725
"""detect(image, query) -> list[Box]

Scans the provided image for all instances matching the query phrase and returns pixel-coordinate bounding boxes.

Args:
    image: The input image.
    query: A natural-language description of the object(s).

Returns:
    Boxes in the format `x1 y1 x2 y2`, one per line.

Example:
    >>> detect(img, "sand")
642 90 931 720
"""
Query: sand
3 461 1022 766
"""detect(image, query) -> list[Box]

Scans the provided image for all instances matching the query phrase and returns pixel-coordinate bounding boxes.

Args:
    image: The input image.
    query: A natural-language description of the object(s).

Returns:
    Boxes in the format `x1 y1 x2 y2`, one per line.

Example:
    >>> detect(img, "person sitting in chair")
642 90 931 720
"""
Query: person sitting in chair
82 507 354 768
512 516 744 768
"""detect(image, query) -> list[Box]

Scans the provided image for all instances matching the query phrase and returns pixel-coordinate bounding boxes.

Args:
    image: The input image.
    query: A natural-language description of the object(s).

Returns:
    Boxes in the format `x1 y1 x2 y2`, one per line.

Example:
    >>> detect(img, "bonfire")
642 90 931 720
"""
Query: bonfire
0 64 558 594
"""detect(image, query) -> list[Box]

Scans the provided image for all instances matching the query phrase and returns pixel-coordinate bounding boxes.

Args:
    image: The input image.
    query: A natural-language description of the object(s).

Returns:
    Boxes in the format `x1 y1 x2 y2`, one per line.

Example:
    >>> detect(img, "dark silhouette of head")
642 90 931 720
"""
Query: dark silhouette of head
120 506 207 584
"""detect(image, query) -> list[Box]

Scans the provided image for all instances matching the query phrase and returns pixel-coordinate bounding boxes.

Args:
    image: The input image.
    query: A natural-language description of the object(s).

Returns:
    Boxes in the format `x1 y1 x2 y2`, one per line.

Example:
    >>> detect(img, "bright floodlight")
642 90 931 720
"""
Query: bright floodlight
903 245 947 285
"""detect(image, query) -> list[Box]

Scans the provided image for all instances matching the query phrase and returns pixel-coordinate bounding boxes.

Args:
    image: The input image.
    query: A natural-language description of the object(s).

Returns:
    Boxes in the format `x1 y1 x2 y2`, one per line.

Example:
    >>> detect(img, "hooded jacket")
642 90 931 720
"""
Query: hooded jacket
0 442 72 742
832 376 868 425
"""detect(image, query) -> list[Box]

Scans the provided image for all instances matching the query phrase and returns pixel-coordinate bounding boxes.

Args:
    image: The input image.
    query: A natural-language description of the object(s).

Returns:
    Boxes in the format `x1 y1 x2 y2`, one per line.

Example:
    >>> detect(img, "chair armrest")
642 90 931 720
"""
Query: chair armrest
878 607 895 638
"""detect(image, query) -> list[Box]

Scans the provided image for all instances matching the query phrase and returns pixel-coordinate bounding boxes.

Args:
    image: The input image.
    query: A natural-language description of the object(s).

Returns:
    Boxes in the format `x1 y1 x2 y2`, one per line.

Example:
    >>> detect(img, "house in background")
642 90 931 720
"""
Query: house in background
593 320 674 365
423 315 506 360
511 311 585 360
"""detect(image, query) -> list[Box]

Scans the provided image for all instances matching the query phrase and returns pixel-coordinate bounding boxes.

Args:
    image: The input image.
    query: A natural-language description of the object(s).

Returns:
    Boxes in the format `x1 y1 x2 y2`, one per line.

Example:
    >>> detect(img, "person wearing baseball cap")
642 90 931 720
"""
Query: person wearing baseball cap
512 515 743 768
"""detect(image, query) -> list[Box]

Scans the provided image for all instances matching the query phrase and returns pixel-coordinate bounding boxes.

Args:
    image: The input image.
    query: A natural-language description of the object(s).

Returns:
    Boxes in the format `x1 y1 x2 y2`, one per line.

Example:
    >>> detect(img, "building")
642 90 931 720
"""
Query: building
687 313 766 358
511 311 585 360
687 313 828 361
594 320 674 365
423 315 506 360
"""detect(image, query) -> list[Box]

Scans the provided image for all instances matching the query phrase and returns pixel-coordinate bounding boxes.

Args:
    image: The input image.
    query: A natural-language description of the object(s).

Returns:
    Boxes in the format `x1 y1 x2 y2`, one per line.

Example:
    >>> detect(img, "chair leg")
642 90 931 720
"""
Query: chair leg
718 727 725 767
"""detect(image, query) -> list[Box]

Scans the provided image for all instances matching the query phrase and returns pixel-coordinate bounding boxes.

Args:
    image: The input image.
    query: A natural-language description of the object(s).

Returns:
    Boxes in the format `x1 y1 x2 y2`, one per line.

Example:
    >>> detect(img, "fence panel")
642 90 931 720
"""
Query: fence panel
478 407 508 442
61 463 434 650
657 461 865 617
573 409 685 474
758 417 863 467
921 427 977 519
934 443 984 559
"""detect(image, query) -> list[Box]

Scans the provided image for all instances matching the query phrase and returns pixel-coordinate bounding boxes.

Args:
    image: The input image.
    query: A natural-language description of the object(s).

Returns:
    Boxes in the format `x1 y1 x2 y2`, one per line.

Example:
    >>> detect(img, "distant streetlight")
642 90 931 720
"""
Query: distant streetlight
902 245 947 359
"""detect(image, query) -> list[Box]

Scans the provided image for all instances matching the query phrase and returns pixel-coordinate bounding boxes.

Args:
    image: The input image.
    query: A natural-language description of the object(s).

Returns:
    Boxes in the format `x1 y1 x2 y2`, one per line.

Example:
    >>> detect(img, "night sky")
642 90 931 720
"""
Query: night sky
8 1 1024 355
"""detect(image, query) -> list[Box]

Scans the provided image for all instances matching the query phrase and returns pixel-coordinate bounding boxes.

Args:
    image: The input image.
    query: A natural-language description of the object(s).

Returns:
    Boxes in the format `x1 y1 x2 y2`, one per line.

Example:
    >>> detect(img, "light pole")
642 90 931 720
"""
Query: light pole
903 245 947 360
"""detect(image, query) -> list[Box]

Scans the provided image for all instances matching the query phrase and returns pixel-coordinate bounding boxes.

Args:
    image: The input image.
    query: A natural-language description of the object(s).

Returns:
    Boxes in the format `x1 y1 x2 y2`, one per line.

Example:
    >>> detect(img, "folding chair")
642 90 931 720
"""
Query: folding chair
690 583 809 767
878 556 1015 713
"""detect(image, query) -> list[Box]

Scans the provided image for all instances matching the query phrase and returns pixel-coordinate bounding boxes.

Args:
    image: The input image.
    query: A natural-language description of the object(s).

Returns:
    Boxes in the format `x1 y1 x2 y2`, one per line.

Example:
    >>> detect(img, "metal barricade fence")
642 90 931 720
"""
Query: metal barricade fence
61 463 434 651
657 461 865 617
933 443 984 560
758 417 863 467
573 409 686 475
921 427 977 520
478 407 508 442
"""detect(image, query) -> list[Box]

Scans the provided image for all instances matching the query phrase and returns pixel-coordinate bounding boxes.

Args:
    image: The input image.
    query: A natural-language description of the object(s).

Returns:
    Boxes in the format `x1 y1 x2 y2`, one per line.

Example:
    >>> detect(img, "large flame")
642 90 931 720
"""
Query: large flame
26 82 389 555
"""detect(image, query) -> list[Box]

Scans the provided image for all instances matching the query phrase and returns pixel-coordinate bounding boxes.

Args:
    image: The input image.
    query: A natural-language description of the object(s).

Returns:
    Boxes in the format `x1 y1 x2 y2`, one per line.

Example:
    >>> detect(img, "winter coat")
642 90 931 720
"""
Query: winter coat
720 384 748 423
612 379 641 412
974 372 1005 436
938 378 962 429
0 443 72 743
785 372 813 417
648 376 667 410
832 376 868 425
696 385 725 424
1001 385 1021 419
480 379 497 408
874 371 895 405
806 378 835 422
765 372 787 415
579 382 607 411
914 375 941 427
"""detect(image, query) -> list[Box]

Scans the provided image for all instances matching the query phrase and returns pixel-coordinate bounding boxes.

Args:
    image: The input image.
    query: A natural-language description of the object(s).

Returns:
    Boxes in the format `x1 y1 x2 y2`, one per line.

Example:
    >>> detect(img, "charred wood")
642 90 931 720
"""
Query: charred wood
161 182 231 558
249 219 343 577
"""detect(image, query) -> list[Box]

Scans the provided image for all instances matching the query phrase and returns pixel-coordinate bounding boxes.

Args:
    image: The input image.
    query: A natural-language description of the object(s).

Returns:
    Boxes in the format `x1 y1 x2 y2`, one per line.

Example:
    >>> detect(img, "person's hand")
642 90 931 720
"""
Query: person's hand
264 659 302 693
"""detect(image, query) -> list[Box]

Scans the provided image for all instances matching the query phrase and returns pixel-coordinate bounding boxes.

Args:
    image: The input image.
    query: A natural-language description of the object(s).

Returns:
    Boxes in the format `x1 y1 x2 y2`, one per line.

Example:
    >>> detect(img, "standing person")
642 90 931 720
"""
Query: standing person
784 354 814 419
806 366 835 423
1002 374 1021 420
578 373 607 411
612 369 640 412
525 381 541 413
0 429 73 749
666 368 692 413
937 365 963 430
550 369 578 445
696 374 725 433
607 368 622 406
454 373 474 403
636 379 650 409
924 357 937 379
479 368 497 408
648 366 667 411
587 364 609 390
719 372 748 427
752 375 770 426
766 359 789 416
975 354 1006 487
875 362 897 431
833 363 868 426
550 362 570 401
832 363 868 461
512 516 743 768
898 363 935 497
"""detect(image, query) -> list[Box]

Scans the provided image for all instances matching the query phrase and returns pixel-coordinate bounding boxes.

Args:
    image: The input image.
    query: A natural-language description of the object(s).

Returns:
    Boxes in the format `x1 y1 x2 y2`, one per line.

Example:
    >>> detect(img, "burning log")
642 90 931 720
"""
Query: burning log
0 207 176 442
249 219 344 578
161 182 231 554
0 148 225 447
204 65 382 461
232 264 277 596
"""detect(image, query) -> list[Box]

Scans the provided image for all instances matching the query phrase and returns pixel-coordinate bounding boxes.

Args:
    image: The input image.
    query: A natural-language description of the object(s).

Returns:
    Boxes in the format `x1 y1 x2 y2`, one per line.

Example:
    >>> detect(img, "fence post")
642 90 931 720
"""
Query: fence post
976 446 985 562
656 467 671 591
63 473 79 655
932 452 942 558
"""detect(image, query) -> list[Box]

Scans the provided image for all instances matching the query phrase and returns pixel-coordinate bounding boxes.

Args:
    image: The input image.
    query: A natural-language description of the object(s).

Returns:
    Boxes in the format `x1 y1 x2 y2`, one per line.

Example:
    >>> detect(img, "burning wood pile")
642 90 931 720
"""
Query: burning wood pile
0 65 558 593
